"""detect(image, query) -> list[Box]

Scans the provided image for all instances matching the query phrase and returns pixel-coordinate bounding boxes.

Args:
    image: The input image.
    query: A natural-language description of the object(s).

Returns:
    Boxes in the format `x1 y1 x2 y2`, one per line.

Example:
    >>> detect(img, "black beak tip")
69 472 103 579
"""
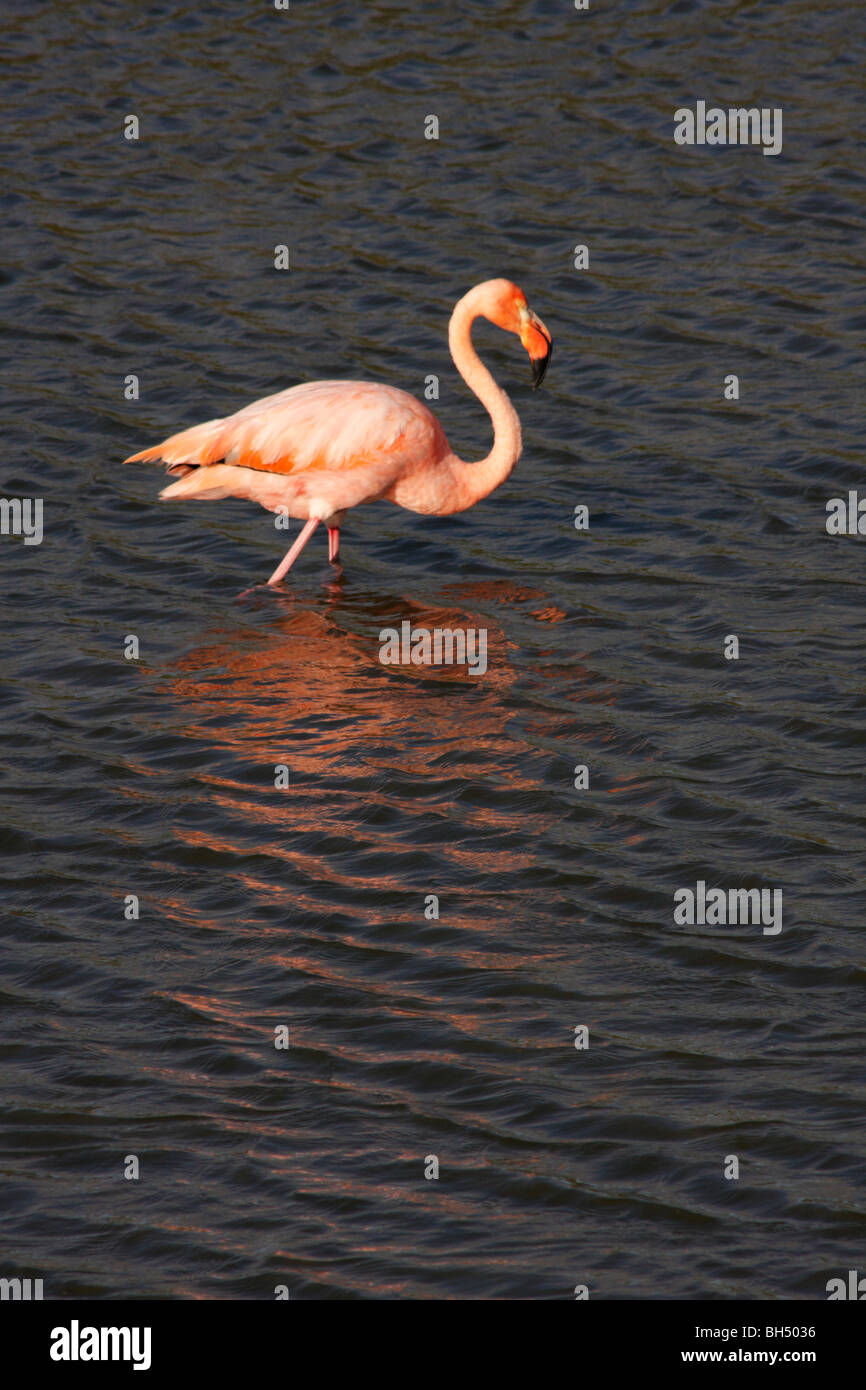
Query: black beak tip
530 349 551 390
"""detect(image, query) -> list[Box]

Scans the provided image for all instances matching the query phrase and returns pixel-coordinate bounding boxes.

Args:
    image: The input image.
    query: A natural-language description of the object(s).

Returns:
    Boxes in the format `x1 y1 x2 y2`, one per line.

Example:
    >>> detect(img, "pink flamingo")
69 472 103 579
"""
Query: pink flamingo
124 279 551 585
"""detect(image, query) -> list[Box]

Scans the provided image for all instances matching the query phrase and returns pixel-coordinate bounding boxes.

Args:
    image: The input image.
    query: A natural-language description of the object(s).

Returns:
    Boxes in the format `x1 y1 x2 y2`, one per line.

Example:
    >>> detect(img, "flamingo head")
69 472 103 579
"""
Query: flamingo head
480 280 553 389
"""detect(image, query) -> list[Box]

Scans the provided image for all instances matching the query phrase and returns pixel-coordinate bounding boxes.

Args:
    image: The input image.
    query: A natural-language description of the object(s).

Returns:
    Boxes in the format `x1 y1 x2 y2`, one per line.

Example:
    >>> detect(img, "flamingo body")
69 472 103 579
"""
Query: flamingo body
125 279 551 584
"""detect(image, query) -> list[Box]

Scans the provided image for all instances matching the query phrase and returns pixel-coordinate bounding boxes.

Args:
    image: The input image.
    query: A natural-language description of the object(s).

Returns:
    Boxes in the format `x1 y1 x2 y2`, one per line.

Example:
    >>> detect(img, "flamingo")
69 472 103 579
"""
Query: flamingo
124 279 552 585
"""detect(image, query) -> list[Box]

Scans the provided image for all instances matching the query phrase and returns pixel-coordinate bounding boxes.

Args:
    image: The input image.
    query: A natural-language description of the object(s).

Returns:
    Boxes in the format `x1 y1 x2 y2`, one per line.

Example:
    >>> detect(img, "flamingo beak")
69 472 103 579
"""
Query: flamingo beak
520 308 552 389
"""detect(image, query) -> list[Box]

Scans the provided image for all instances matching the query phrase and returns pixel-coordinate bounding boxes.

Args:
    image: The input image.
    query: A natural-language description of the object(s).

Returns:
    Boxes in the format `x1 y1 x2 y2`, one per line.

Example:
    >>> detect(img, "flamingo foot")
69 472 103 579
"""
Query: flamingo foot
267 518 320 585
328 526 340 563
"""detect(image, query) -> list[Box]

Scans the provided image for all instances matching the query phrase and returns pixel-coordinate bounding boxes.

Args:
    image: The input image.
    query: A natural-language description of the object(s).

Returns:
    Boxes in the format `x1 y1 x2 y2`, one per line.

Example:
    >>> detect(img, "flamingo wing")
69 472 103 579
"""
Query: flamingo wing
124 380 447 479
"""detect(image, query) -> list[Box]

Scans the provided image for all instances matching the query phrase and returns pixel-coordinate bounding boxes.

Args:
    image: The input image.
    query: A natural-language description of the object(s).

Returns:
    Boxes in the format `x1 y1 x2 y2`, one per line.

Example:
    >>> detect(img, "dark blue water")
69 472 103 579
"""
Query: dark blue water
2 0 865 1298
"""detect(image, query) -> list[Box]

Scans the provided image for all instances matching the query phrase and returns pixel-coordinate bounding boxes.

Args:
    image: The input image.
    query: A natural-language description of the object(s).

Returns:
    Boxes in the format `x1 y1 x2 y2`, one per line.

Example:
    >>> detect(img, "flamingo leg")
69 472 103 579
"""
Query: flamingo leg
267 518 320 585
328 526 340 563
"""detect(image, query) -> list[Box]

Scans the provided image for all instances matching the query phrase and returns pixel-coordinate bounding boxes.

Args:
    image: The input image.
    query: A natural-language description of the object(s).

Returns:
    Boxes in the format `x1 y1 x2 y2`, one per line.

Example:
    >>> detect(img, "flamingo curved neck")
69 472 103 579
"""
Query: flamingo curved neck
446 287 522 512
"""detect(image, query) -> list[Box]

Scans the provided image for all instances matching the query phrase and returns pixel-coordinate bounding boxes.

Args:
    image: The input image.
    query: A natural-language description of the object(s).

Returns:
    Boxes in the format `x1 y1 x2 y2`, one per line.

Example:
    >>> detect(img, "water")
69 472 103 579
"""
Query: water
2 0 865 1299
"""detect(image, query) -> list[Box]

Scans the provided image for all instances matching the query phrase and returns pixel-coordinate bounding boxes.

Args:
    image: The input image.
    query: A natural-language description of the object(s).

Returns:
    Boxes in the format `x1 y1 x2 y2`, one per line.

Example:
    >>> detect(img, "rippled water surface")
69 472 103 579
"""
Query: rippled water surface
2 0 865 1298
